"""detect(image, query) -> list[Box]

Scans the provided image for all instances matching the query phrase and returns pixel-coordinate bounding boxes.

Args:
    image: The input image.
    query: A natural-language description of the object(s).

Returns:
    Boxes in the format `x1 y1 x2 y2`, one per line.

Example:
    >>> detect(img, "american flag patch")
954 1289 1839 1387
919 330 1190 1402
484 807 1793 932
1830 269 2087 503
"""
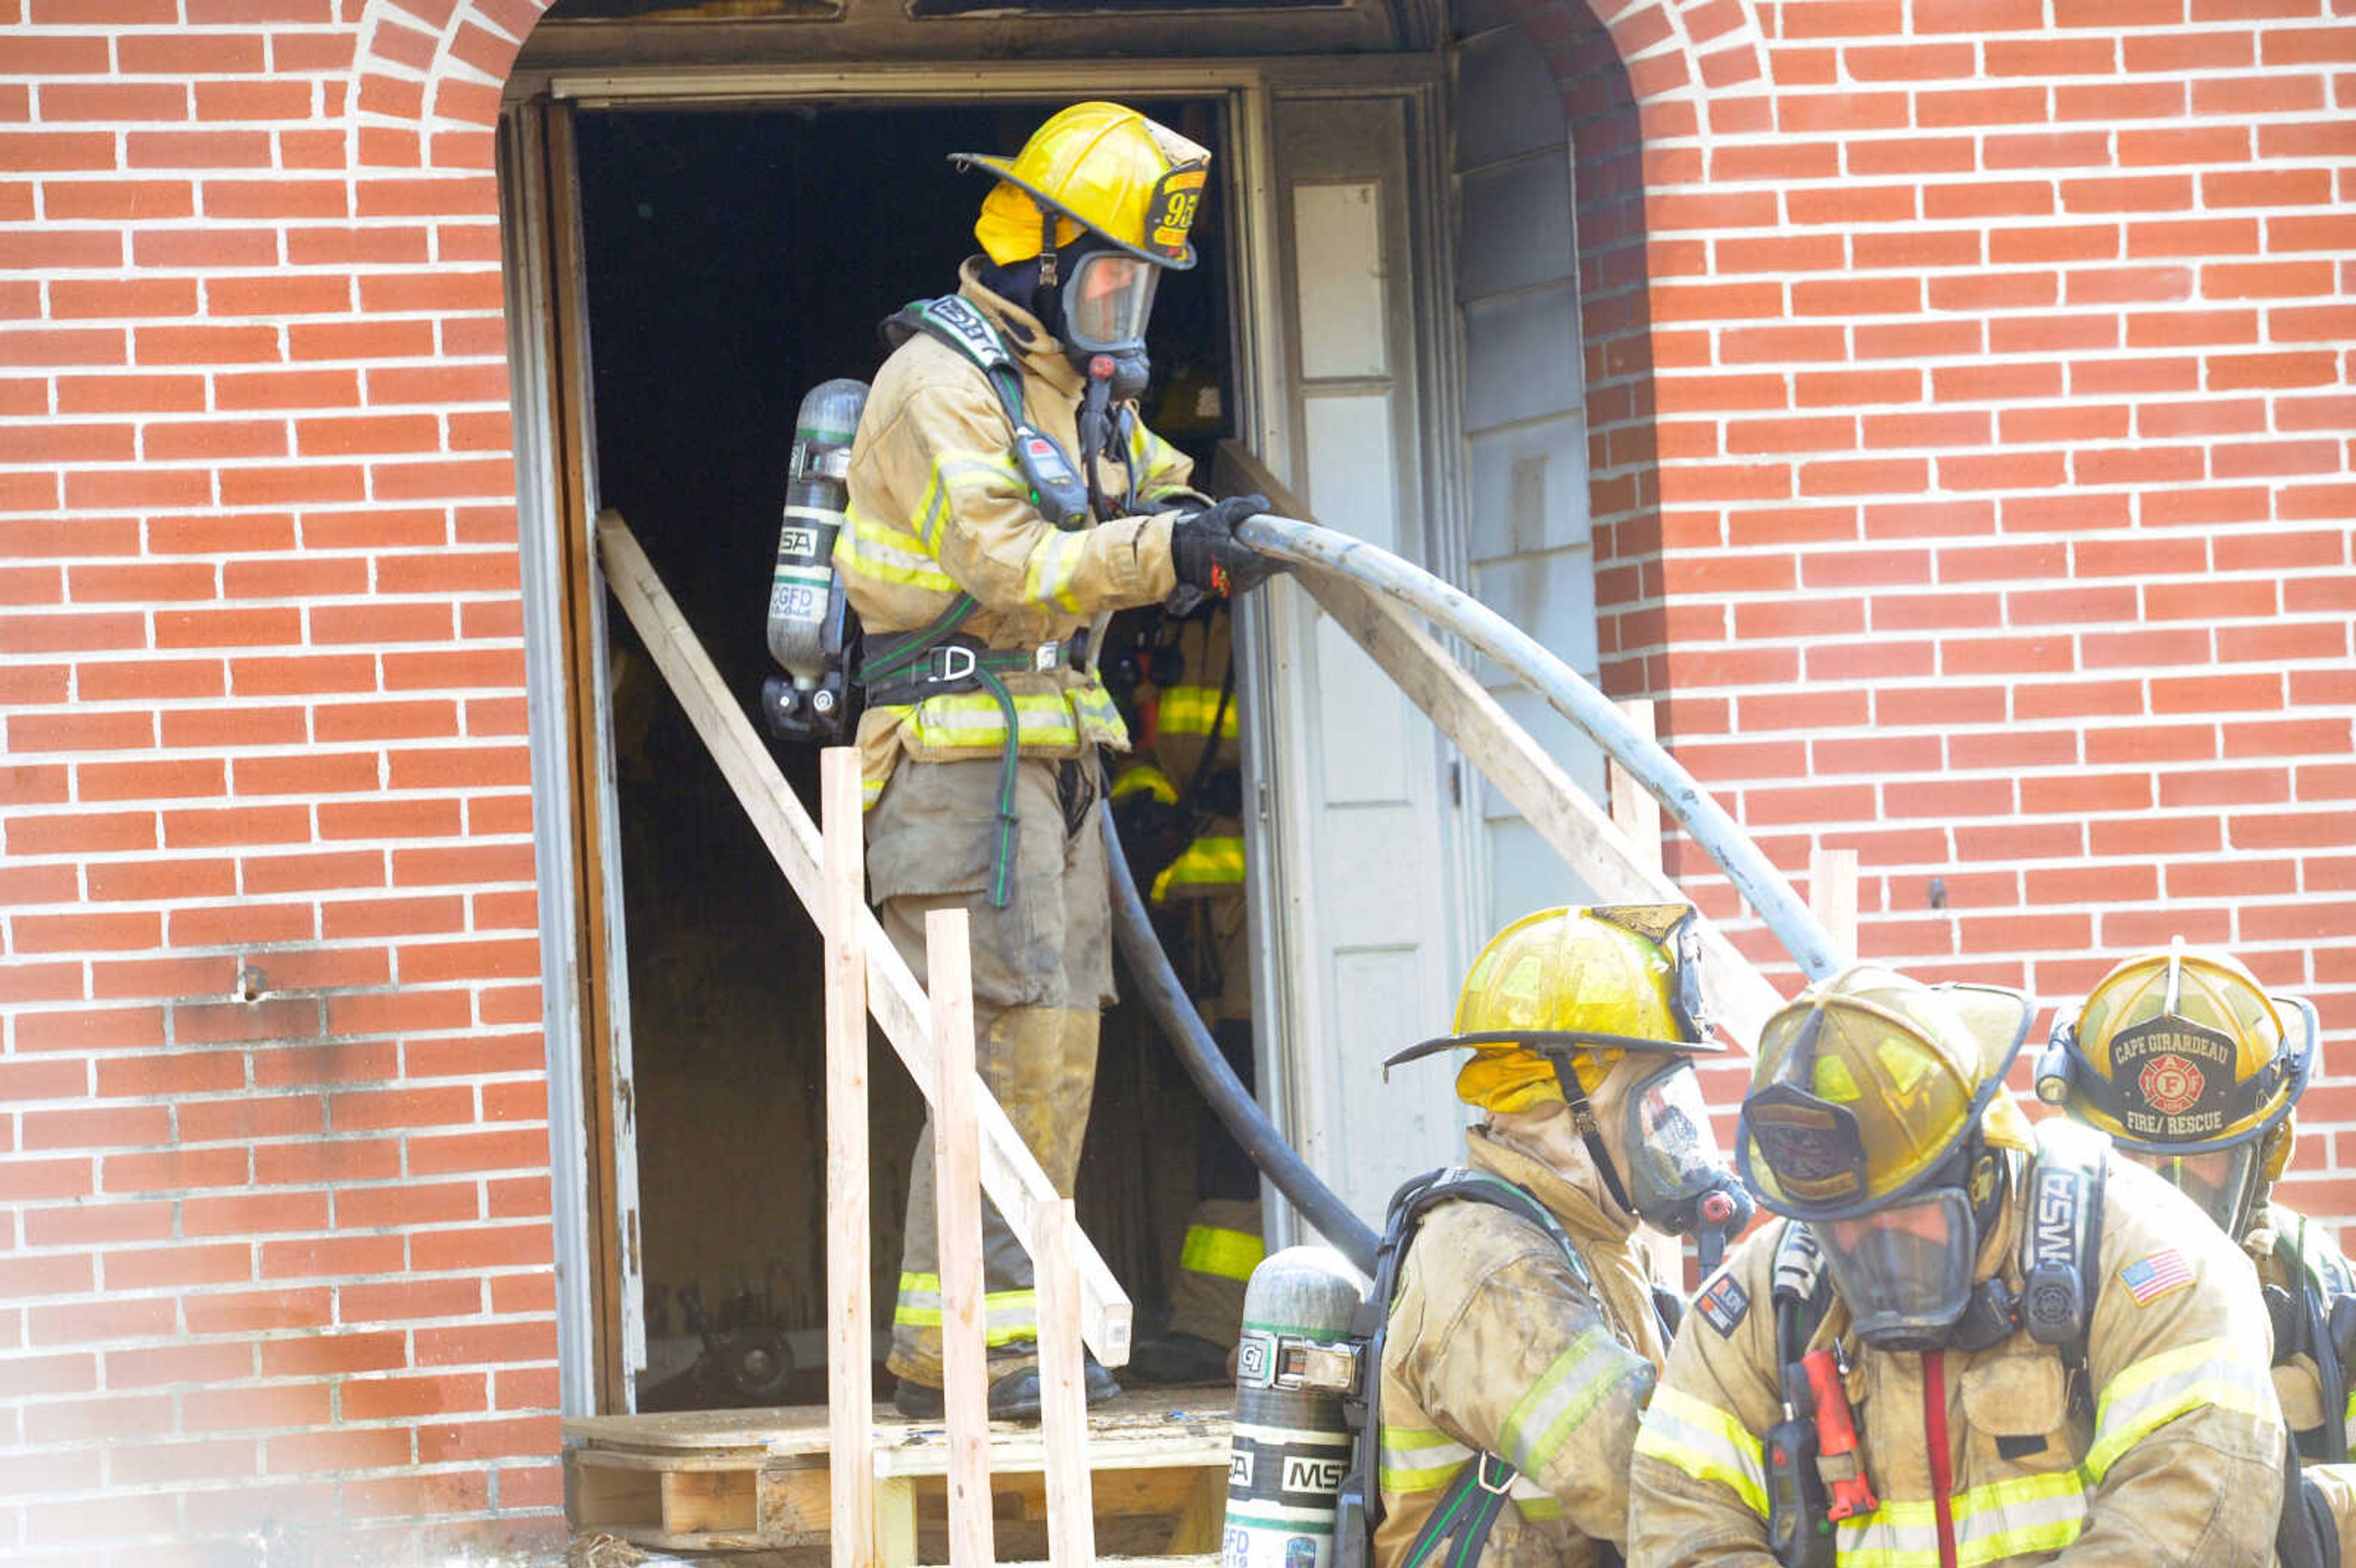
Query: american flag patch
2120 1247 2195 1305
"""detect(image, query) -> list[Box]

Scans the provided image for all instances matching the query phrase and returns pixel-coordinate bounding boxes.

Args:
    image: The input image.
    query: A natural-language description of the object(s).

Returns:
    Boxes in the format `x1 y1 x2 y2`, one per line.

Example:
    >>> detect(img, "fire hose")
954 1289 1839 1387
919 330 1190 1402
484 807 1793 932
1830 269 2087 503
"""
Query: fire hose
1109 513 1844 1274
1236 511 1842 983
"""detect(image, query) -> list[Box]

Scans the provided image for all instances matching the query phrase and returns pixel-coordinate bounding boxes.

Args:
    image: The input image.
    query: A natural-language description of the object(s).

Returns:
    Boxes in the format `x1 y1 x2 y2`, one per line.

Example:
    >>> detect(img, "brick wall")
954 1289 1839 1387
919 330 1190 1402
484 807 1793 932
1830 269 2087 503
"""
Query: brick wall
2 0 2354 1558
1528 0 2356 1218
1 1 562 1561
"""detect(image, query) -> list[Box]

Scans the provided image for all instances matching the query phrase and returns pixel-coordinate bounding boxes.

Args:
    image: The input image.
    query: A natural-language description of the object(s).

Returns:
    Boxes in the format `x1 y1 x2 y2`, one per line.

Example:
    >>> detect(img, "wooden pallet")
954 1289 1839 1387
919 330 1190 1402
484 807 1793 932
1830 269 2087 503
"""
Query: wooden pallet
566 1388 1236 1560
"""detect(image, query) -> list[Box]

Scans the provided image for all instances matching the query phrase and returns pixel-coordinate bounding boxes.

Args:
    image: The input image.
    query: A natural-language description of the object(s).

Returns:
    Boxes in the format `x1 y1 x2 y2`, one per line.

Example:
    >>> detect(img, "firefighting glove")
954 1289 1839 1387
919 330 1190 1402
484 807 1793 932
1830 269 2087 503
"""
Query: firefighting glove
1170 493 1284 599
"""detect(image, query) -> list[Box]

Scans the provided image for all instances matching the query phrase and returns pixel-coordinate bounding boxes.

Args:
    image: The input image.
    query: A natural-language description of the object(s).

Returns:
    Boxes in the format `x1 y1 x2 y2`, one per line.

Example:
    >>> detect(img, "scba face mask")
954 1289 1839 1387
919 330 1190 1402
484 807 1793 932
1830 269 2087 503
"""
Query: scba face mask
1595 1058 1749 1237
1821 1188 1979 1350
1059 247 1159 401
2127 1143 2258 1235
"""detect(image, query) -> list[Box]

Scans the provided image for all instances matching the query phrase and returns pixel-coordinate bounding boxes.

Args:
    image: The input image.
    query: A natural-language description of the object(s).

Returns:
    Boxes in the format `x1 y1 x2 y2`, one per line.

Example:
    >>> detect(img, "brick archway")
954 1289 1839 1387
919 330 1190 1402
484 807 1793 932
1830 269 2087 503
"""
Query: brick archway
351 0 546 168
1501 0 1766 144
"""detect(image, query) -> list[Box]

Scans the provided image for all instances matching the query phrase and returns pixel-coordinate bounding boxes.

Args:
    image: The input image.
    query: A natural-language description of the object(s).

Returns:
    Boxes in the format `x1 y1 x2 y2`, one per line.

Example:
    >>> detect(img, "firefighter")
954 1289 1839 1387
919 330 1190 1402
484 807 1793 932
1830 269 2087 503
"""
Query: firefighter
1626 963 2286 1568
839 101 1284 1421
1363 905 1752 1568
2041 942 2355 1561
1115 601 1266 1386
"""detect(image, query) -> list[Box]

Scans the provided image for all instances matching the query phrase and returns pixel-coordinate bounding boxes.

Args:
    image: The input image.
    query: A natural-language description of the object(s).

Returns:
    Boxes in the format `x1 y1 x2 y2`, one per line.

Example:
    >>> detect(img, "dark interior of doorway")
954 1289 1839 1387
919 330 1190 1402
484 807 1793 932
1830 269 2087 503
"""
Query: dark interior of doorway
575 99 1242 1410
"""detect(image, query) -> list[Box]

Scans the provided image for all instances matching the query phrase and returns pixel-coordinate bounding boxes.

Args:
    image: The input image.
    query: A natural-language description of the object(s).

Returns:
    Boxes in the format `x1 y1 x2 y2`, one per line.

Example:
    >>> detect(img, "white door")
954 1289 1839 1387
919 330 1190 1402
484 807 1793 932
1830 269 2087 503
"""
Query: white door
1450 0 1609 933
1250 92 1472 1232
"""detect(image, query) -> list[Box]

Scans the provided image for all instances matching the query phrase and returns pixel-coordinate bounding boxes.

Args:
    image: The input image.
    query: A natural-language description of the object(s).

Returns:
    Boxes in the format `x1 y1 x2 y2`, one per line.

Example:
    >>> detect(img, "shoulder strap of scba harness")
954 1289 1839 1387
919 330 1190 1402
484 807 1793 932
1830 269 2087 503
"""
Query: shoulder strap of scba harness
884 295 1100 531
2018 1116 2106 1369
885 294 1028 428
1334 1167 1603 1568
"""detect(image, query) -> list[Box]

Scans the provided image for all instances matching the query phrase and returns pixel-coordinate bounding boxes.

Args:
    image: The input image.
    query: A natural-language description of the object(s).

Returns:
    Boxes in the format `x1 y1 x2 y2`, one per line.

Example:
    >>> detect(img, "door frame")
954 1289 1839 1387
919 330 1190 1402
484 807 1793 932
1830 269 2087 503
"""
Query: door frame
499 54 1453 1413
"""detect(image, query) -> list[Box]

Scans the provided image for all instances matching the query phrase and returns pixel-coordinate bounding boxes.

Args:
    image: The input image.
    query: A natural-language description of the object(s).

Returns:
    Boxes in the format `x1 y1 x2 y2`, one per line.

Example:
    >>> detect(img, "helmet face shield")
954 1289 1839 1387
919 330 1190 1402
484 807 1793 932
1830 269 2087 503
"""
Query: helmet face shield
1822 1189 1978 1349
1738 971 2030 1221
2127 1144 2258 1234
1061 250 1160 355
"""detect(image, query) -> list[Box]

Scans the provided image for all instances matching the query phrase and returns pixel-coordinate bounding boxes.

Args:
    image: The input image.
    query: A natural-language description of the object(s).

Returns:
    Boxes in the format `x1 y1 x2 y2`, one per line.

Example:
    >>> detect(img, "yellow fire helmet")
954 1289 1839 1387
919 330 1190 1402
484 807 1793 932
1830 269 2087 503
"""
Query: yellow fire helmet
2039 941 2316 1163
1381 905 1723 1115
958 101 1211 271
1738 965 2033 1221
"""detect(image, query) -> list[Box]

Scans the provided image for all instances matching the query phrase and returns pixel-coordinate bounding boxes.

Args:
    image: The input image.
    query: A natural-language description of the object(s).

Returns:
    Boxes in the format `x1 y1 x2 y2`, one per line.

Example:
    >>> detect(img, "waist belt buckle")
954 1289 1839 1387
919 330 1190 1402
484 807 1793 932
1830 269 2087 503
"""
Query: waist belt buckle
929 644 977 683
1033 640 1061 674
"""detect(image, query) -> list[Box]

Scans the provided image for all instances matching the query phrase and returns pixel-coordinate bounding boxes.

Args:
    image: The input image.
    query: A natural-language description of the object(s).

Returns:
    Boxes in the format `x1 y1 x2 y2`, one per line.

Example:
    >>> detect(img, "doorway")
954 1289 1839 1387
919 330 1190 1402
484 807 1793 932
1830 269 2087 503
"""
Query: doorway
566 98 1247 1410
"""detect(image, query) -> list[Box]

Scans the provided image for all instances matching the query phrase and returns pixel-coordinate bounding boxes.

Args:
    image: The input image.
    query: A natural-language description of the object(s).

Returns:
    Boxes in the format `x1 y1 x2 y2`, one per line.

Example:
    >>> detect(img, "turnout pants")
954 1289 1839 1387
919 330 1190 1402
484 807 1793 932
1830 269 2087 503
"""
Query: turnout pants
869 755 1115 1386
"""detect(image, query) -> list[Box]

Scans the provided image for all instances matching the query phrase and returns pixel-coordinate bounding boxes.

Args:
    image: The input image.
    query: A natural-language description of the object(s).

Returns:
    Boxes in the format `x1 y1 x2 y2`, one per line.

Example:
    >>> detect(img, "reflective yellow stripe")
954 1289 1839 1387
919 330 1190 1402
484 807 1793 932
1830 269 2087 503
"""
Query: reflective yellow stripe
1179 1223 1265 1282
1022 525 1089 613
892 1272 1039 1347
1634 1386 1768 1519
1071 682 1127 742
836 445 1016 593
1377 1426 1471 1493
1158 683 1238 739
1131 426 1191 501
872 682 1128 758
1950 1470 2087 1564
1834 1472 2088 1568
1152 834 1244 901
2088 1335 2277 1480
984 1287 1037 1347
837 506 960 594
1499 1326 1651 1479
893 1271 943 1329
1112 764 1177 804
906 691 1082 751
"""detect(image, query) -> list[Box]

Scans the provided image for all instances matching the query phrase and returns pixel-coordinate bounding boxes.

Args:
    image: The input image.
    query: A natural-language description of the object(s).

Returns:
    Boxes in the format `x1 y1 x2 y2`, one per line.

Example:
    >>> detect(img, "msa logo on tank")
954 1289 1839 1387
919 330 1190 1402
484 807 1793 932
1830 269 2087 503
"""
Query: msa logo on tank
1283 1455 1349 1494
2112 1023 2235 1139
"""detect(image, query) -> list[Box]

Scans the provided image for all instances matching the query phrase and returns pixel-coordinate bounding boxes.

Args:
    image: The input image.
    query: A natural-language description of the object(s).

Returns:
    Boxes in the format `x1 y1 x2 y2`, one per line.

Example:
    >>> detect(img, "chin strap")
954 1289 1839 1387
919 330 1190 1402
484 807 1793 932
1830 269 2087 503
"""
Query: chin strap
1546 1053 1636 1218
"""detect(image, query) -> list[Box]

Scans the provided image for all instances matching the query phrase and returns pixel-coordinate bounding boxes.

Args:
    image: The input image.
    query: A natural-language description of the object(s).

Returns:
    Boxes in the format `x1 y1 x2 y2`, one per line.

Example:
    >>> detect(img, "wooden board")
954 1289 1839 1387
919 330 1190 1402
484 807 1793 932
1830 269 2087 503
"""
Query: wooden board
1212 442 1787 1049
566 1394 1234 1557
597 509 1133 1366
564 1386 1236 1458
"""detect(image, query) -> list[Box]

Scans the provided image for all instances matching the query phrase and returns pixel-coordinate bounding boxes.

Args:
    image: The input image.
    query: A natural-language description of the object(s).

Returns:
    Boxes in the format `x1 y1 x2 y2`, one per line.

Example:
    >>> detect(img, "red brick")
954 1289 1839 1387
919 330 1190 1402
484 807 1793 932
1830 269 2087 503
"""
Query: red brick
261 1234 406 1281
415 1414 559 1465
2166 859 2296 899
93 1050 247 1099
410 1223 553 1272
179 1094 325 1144
182 1190 331 1238
2152 672 2285 716
248 1131 399 1190
2143 578 2275 623
101 1145 247 1196
109 1437 262 1488
262 1424 415 1476
490 1272 557 1317
342 1467 496 1522
410 1125 551 1172
183 1288 334 1336
103 1241 253 1291
12 904 161 951
319 1084 475 1135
